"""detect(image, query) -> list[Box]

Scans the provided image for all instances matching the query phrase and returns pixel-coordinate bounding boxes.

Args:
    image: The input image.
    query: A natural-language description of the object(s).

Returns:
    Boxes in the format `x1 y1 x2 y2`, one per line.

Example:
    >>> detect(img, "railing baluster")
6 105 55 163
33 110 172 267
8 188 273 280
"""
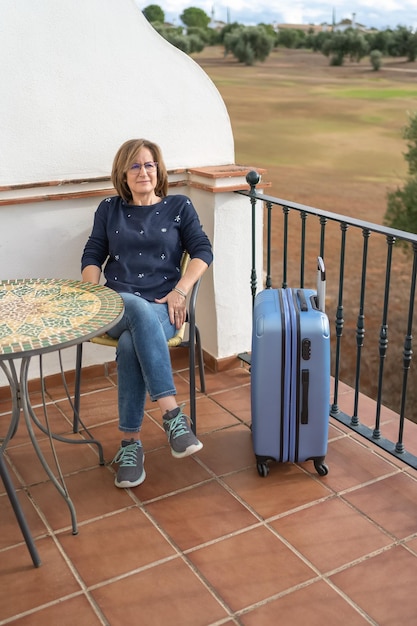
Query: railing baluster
300 211 307 288
330 222 348 416
319 215 327 260
282 206 289 289
247 171 260 308
266 200 273 289
352 229 370 427
396 242 417 453
374 235 395 439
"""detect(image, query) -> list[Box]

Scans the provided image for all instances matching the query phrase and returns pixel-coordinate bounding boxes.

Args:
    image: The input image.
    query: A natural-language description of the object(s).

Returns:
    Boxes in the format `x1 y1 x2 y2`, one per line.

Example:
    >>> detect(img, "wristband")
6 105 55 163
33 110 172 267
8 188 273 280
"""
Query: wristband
173 286 187 298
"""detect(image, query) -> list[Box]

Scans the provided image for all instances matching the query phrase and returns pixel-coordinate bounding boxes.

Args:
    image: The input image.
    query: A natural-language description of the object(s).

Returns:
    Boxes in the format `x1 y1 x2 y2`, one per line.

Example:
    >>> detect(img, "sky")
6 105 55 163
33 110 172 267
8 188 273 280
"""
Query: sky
137 1 417 32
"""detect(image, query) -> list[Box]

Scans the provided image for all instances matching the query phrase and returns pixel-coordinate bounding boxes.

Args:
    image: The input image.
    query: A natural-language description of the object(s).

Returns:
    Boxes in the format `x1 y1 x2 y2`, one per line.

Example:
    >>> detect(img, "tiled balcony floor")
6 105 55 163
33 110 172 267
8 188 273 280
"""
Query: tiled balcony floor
2 349 417 625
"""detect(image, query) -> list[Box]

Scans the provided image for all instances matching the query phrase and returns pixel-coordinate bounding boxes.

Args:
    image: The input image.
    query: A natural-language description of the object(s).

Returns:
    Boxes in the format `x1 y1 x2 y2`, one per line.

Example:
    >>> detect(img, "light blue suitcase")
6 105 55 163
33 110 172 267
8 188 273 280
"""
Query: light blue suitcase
251 286 331 477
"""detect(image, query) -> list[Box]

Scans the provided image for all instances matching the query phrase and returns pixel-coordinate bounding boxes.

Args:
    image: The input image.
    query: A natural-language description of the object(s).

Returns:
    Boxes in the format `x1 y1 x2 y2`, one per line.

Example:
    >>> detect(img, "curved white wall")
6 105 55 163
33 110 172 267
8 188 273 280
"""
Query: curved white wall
0 0 234 185
0 0 262 384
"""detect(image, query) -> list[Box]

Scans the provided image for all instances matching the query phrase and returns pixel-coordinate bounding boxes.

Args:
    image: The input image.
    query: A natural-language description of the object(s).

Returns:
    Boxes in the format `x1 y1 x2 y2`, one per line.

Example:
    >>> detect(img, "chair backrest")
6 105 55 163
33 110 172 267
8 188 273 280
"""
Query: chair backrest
167 251 190 345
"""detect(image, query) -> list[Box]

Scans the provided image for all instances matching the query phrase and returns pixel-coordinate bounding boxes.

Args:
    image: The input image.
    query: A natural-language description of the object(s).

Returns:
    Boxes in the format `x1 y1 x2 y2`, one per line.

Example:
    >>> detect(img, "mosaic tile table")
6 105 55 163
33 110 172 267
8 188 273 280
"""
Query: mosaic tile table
0 278 124 566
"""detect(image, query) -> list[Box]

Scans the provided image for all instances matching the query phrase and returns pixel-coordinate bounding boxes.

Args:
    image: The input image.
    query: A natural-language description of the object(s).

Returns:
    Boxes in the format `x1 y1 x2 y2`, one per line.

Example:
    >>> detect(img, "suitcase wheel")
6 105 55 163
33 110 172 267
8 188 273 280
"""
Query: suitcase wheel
256 461 269 477
314 460 329 476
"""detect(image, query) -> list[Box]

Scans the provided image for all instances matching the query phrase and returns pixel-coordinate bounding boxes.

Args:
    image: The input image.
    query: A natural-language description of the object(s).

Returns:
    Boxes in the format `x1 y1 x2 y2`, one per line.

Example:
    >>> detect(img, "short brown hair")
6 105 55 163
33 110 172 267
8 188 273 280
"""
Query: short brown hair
111 138 169 203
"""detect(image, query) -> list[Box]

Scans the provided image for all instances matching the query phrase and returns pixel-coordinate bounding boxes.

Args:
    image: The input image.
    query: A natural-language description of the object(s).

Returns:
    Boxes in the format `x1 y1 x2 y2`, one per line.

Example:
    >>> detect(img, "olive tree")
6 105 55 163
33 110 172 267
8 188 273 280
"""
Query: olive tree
224 25 274 65
385 112 417 234
180 7 210 29
370 49 382 71
142 4 165 24
322 30 369 66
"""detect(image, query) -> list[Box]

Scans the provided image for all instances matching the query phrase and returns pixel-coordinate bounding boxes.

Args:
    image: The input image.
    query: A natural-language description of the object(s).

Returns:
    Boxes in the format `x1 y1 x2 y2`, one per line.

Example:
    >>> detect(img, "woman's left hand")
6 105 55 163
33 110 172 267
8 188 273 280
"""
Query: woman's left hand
155 290 186 329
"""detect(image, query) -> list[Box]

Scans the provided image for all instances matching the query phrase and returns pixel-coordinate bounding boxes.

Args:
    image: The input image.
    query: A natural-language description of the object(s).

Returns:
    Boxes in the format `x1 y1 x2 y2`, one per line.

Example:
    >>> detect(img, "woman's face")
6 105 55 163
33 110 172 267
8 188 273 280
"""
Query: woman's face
125 146 158 203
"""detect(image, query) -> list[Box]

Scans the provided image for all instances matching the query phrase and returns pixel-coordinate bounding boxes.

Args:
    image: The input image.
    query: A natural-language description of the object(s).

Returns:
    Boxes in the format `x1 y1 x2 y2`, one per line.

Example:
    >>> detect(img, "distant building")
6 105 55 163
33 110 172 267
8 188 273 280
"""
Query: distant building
276 17 376 35
276 23 327 34
209 20 226 31
334 17 368 32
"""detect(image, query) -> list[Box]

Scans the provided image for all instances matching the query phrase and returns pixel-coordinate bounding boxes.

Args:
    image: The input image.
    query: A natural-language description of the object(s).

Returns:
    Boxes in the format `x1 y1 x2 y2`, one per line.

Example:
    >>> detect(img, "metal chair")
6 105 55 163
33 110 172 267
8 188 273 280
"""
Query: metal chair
73 253 205 435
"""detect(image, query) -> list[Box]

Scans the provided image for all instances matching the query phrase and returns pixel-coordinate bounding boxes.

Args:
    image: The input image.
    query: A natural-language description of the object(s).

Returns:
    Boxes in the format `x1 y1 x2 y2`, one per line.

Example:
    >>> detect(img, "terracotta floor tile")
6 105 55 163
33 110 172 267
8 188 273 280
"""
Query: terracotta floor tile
91 557 228 626
343 472 417 539
240 579 371 625
354 392 399 429
0 395 13 414
300 435 398 492
0 410 15 441
212 384 252 425
140 412 170 450
2 361 417 624
270 497 392 573
192 395 243 433
29 466 134 530
169 345 192 369
329 416 355 436
0 453 23 491
327 422 346 441
12 595 104 626
331 545 417 625
378 416 417 456
405 536 417 555
146 481 258 551
197 424 254 476
2 402 73 447
76 420 125 464
86 413 167 463
46 371 115 401
188 526 315 612
204 365 250 394
136 447 211 501
75 386 119 425
174 369 194 396
58 508 176 586
7 436 100 486
223 463 331 520
334 388 401 430
0 536 81 621
0 487 47 547
405 465 417 480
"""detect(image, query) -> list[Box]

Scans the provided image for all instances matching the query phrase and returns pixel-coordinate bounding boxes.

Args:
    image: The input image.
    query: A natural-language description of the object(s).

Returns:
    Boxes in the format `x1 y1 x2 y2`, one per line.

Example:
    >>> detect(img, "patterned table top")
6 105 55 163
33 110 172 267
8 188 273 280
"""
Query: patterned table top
0 278 124 359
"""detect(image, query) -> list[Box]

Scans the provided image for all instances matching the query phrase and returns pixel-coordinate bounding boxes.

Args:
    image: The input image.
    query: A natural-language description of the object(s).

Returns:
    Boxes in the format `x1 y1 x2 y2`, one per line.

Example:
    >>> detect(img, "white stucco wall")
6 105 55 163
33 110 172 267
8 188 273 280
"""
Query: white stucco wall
188 187 263 359
0 0 263 384
0 0 234 185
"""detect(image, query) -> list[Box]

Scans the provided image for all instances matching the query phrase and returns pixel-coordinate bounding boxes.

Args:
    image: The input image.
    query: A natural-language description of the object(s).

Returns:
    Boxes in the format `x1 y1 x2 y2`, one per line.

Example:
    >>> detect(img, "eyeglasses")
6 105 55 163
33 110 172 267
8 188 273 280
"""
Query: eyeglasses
128 161 158 173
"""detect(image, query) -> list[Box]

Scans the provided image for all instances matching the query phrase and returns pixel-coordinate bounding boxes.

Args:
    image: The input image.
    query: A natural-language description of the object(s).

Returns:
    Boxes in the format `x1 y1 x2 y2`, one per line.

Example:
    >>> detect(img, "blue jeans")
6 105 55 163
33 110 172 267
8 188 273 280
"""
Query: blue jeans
107 293 177 433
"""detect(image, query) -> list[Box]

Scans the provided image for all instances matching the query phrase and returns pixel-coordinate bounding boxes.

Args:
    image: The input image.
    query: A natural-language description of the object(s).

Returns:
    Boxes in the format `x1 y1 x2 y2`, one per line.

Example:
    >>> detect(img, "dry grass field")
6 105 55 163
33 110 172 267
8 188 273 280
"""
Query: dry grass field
194 46 416 211
194 46 417 418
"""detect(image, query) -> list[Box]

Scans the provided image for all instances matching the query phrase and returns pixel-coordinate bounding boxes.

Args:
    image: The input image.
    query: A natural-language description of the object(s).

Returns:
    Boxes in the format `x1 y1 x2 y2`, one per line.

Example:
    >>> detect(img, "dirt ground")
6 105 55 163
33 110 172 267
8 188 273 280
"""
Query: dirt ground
194 47 417 419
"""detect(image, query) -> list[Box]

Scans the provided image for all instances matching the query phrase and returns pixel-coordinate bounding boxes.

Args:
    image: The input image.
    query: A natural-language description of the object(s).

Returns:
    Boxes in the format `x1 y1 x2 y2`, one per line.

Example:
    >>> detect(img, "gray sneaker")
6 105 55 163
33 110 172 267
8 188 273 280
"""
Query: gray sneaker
163 405 203 458
112 439 146 488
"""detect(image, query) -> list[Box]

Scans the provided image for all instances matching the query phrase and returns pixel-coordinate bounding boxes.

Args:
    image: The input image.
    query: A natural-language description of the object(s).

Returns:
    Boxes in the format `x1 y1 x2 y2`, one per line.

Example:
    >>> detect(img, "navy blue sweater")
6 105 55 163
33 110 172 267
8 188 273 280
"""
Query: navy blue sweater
81 195 213 301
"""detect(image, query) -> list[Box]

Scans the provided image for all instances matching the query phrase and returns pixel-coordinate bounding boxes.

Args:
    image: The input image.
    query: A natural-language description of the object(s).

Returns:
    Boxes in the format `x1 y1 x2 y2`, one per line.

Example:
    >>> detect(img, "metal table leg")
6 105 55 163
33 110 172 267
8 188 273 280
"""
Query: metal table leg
19 358 78 534
0 453 41 567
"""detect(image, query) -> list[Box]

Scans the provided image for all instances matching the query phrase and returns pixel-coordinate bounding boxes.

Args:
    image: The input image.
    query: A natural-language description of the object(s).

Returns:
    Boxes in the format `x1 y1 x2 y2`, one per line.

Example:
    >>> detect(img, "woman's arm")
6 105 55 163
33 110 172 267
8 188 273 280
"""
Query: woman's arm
155 257 209 329
81 264 101 285
174 257 208 297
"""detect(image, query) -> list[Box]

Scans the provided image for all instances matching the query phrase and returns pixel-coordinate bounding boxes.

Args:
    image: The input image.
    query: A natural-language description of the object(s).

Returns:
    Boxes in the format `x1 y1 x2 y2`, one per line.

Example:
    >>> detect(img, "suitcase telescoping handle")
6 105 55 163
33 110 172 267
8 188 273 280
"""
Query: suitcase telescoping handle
317 256 326 312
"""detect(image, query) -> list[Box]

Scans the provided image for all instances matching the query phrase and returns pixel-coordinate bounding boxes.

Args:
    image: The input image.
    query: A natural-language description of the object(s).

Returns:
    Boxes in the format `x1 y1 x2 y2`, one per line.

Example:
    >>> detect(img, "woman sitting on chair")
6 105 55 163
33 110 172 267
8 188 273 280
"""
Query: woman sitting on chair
81 138 213 489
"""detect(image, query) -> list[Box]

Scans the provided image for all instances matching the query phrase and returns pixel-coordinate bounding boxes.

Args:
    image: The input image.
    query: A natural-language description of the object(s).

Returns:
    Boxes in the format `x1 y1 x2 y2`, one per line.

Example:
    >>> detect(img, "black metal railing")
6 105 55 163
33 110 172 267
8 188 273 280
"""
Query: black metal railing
237 171 417 469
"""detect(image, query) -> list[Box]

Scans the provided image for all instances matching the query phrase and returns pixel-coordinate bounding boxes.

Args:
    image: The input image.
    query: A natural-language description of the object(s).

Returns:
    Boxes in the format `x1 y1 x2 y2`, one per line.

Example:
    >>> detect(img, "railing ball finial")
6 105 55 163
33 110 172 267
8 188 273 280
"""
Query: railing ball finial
246 170 261 190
